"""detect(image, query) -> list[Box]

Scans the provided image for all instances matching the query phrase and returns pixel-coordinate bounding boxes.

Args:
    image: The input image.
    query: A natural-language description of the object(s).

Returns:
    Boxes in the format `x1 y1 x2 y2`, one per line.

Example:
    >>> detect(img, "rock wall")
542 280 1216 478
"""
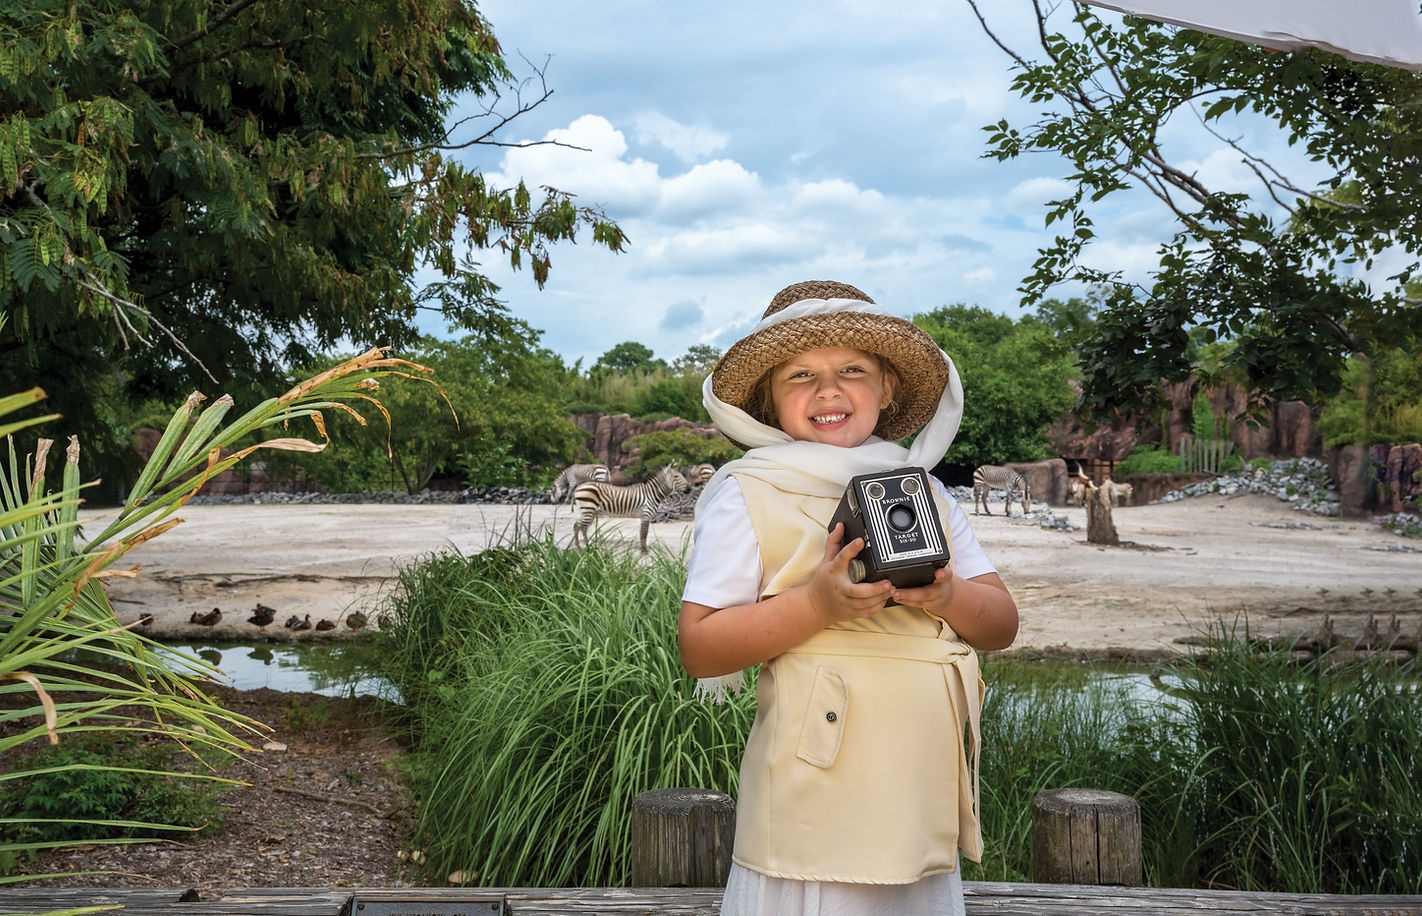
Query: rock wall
1326 442 1422 516
1006 458 1068 507
1049 379 1325 466
1049 378 1419 517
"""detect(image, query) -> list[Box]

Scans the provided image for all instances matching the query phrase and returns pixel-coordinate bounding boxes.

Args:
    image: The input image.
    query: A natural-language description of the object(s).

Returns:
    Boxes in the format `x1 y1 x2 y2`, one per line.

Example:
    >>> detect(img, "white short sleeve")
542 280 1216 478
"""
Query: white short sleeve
935 477 996 581
681 475 997 610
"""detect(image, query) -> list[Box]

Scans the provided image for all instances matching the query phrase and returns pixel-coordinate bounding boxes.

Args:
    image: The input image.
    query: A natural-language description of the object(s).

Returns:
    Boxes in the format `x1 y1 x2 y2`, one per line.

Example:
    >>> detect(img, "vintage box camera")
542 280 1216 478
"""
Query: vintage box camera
828 467 951 590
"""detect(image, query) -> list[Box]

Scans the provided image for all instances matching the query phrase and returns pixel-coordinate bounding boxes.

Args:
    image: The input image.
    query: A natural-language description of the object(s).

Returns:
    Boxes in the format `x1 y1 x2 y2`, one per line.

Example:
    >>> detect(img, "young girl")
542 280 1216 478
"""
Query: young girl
679 280 1018 916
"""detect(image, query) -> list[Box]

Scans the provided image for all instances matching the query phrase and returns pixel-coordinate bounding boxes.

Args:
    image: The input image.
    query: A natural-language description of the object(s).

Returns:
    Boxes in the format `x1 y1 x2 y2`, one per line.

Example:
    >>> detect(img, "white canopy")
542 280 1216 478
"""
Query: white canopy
1079 0 1422 70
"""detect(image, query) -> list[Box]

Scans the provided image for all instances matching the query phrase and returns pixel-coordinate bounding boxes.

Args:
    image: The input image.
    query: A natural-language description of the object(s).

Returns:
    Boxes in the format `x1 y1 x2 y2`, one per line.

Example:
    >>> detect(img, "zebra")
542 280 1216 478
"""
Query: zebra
972 465 1031 516
571 463 692 553
549 463 610 503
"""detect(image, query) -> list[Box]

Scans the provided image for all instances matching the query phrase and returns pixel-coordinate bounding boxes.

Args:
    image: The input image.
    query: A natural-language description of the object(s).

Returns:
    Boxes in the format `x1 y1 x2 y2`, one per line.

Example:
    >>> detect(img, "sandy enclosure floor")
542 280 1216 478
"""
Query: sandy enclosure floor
89 494 1422 657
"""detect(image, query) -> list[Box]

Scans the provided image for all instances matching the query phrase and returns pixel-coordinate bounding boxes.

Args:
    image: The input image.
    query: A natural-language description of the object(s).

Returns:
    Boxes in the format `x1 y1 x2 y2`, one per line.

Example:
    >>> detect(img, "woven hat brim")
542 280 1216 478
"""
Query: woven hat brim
711 312 948 441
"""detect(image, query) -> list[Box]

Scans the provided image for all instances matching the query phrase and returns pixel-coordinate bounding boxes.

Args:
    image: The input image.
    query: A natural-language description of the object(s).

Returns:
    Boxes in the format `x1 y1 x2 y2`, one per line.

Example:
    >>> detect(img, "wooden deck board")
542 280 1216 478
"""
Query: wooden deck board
0 883 1418 915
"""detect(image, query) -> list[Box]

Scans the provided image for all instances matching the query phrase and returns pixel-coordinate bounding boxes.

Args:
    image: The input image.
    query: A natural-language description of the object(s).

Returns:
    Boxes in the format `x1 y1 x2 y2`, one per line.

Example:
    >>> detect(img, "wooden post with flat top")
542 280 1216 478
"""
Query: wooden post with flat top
1032 788 1143 886
630 788 736 887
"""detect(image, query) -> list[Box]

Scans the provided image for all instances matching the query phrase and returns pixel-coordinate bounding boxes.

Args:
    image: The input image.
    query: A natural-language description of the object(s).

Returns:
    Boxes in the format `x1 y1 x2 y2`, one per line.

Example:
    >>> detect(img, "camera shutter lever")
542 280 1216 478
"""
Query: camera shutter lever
847 558 867 583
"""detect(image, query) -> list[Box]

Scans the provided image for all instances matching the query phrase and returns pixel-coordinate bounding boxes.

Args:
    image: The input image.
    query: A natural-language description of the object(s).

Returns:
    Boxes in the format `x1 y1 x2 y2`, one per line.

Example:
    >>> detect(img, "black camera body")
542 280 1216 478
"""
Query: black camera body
828 466 951 590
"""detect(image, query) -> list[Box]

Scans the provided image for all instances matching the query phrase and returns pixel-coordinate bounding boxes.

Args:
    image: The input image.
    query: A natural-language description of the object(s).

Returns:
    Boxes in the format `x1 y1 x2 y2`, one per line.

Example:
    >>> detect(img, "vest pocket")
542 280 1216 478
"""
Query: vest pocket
796 666 848 769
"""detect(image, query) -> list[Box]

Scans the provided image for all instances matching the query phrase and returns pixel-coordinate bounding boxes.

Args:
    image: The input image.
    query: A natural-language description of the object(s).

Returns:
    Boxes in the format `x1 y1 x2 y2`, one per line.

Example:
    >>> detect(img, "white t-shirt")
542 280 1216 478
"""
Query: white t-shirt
682 476 996 608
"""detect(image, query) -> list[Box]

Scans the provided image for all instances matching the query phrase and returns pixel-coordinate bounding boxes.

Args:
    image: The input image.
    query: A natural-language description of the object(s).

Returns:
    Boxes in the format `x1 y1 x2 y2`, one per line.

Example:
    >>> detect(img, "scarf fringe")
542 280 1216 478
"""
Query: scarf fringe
694 670 745 704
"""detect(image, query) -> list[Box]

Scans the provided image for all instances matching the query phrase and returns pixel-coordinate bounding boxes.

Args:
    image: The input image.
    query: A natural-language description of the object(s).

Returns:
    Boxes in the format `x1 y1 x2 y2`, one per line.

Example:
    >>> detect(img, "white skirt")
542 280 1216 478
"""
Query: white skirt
719 863 966 916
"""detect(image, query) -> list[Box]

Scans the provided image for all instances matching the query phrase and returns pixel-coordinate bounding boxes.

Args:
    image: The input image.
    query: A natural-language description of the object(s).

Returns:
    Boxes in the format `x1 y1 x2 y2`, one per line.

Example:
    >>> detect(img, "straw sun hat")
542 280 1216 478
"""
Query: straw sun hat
710 280 949 442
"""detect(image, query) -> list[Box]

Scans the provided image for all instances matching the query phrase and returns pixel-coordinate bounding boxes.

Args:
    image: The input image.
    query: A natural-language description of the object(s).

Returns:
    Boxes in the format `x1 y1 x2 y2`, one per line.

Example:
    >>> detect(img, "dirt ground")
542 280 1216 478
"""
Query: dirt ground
13 494 1420 895
94 494 1422 657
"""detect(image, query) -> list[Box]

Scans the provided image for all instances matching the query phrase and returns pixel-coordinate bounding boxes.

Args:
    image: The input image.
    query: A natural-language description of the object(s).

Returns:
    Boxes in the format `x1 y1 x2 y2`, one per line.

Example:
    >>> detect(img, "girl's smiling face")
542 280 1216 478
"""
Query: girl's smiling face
769 347 897 447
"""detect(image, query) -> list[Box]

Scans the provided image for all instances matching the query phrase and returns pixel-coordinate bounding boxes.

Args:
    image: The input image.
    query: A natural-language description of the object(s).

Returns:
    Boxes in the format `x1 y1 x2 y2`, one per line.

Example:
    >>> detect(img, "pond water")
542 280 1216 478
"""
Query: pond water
155 642 1183 713
158 640 398 701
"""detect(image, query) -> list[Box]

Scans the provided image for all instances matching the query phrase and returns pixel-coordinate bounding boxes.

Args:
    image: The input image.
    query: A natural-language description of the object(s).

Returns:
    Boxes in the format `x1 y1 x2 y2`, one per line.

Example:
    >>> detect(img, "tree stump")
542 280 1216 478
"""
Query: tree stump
1031 788 1143 886
630 788 735 887
1082 482 1120 546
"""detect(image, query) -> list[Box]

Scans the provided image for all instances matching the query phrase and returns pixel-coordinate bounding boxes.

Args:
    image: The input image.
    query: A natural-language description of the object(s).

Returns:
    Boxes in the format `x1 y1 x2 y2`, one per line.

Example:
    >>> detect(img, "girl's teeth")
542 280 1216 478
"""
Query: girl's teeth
813 414 847 424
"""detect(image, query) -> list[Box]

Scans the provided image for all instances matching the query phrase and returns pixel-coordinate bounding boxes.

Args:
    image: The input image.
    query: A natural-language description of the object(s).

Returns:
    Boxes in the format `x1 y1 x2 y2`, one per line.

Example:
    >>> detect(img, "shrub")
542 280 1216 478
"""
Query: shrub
622 429 742 480
1117 446 1182 475
0 732 229 845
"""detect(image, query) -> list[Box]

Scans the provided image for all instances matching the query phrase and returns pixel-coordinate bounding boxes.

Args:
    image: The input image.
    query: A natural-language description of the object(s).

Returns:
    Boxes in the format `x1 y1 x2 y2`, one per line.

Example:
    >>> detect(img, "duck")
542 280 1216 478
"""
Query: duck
195 607 221 627
248 604 276 627
290 614 312 631
315 618 336 631
345 611 369 633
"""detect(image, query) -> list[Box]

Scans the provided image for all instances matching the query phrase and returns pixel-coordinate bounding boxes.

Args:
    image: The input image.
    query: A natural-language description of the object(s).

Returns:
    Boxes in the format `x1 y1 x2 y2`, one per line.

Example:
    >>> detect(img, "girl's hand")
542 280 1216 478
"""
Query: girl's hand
806 523 894 624
894 565 1020 651
892 563 957 618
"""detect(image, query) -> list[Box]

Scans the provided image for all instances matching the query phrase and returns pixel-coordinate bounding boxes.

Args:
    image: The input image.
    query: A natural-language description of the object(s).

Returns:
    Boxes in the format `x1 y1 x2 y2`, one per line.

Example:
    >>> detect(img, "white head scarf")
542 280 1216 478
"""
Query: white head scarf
697 297 965 515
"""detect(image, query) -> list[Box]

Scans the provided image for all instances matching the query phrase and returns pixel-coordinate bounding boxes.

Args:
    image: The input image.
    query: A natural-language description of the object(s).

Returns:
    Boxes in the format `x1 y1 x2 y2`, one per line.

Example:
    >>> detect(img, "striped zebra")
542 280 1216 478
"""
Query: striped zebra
972 465 1031 517
549 463 610 503
571 463 692 553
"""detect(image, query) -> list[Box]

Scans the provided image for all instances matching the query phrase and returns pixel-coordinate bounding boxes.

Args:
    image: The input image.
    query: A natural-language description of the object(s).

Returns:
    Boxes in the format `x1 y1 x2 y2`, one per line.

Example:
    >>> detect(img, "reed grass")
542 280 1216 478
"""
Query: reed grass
371 535 755 887
373 542 1421 894
1142 626 1422 893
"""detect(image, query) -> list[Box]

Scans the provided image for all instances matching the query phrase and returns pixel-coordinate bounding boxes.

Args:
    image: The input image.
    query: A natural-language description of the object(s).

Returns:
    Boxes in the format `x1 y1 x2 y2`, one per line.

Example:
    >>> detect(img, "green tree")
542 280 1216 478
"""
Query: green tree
671 344 721 377
914 305 1076 468
1318 348 1422 446
0 0 624 484
969 3 1422 421
310 328 581 494
595 341 662 375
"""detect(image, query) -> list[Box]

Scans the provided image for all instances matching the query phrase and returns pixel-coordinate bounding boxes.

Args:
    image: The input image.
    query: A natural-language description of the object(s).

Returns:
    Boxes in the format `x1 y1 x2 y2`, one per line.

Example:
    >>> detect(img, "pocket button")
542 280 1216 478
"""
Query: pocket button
825 711 837 723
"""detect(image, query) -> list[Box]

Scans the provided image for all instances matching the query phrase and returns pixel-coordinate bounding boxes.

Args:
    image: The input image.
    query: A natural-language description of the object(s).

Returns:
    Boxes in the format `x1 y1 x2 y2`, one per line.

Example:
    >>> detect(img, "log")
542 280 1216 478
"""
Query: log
630 788 735 887
1032 788 1143 886
1082 483 1120 546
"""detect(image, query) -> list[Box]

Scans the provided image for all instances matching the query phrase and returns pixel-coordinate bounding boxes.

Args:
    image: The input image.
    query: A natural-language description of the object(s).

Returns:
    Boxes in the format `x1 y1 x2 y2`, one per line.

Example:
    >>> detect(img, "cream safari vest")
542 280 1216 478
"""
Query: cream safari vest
730 472 984 884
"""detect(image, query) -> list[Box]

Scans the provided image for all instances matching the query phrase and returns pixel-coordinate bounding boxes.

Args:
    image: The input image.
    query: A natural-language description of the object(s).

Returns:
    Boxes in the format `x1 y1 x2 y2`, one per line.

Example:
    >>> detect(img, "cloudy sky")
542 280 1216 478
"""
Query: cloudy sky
427 0 1330 368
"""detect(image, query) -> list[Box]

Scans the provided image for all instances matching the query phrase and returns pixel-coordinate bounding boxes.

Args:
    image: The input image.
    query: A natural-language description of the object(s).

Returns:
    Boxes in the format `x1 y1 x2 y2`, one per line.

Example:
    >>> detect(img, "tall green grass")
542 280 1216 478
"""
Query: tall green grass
372 540 1421 894
1147 626 1422 893
371 535 755 887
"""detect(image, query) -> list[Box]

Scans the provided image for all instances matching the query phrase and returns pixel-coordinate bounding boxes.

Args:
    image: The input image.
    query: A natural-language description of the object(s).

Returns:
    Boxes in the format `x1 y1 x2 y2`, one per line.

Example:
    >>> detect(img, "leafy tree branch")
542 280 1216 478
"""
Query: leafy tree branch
968 1 1422 422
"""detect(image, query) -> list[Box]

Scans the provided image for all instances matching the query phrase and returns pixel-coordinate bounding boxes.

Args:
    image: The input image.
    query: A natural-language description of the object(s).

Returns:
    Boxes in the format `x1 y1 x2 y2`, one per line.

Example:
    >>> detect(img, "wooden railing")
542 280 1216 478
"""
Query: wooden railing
2 883 1420 915
1177 435 1234 473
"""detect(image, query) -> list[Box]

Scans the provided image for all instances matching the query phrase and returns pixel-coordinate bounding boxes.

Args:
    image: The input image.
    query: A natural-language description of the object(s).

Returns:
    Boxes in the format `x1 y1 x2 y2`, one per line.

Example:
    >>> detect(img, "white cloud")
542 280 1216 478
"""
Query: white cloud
1078 238 1163 286
658 160 763 219
633 112 728 163
644 222 812 274
491 115 662 213
790 179 887 216
1005 177 1076 214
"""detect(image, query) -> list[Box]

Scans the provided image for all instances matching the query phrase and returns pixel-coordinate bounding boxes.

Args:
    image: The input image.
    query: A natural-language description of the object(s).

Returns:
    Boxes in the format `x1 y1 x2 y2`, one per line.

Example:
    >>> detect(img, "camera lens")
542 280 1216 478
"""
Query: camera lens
887 504 916 532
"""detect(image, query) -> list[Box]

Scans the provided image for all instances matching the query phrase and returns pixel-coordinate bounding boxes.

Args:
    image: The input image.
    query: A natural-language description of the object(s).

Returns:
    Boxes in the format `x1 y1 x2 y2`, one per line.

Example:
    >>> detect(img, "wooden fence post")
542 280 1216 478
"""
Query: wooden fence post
1031 788 1143 886
630 788 735 887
